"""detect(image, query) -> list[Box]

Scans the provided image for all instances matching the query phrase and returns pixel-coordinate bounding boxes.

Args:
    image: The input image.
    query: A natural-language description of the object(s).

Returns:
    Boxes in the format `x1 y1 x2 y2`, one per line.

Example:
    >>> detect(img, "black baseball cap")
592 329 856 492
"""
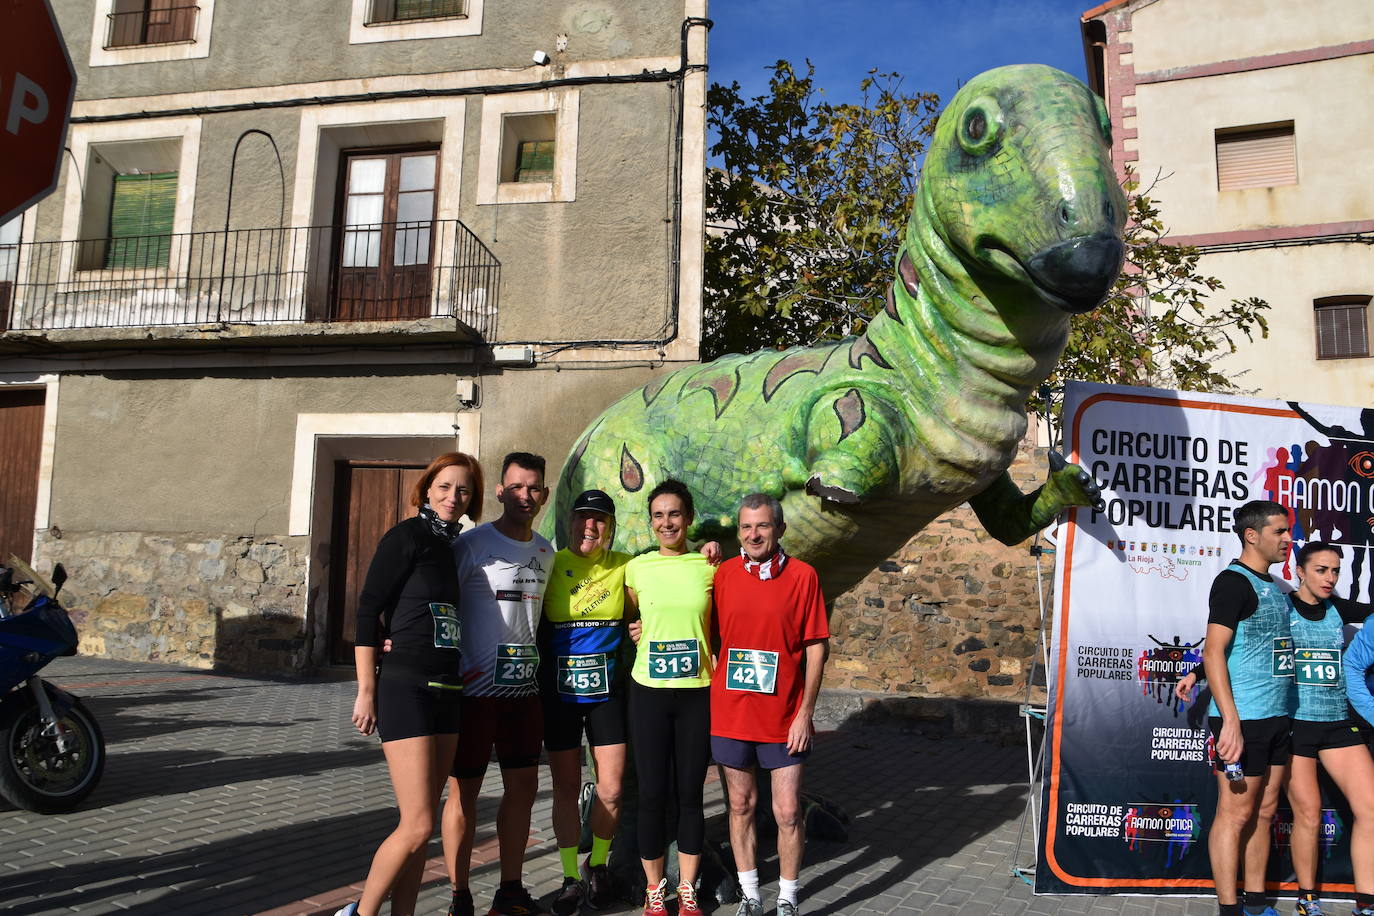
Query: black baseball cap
571 489 616 517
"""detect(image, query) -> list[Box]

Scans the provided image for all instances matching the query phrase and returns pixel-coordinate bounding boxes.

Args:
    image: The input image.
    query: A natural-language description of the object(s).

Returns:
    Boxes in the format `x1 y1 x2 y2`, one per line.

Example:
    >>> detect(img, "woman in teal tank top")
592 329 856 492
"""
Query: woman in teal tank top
1285 543 1374 916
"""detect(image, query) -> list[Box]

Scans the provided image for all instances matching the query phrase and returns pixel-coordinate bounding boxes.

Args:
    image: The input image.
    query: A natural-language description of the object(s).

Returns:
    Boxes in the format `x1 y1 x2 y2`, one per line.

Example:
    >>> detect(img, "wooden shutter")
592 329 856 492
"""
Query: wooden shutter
515 140 555 183
0 389 45 566
105 171 177 269
1315 297 1371 360
1216 125 1296 191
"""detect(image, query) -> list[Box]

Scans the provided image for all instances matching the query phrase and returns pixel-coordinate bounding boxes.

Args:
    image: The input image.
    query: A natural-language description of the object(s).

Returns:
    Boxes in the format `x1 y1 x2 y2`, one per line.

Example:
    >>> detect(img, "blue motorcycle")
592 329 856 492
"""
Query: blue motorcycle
0 560 105 813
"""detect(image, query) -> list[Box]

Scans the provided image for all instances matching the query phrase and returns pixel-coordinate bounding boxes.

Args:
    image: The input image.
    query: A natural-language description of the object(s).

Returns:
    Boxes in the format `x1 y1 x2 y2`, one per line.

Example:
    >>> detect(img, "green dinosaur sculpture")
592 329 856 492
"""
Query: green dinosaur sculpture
546 65 1124 598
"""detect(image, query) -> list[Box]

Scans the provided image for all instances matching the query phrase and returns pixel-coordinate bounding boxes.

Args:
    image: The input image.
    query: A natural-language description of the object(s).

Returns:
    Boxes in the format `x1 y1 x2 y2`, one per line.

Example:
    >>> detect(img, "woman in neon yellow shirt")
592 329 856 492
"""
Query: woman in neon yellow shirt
625 479 715 916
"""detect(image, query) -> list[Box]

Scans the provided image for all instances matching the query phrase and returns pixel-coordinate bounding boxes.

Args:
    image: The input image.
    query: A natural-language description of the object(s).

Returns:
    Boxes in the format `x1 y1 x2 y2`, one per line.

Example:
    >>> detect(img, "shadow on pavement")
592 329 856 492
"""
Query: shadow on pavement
0 804 506 916
85 745 380 805
722 723 1027 916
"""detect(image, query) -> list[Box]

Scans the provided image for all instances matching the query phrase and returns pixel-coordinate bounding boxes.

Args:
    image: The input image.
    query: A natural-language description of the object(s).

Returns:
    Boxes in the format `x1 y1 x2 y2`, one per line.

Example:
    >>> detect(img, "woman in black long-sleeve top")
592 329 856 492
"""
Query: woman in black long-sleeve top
339 452 483 916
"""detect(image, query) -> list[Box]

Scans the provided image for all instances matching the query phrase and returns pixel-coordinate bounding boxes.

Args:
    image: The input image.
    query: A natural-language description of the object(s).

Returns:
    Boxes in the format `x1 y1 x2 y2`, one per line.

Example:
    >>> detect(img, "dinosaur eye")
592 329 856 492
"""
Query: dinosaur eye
967 110 986 140
958 97 1002 156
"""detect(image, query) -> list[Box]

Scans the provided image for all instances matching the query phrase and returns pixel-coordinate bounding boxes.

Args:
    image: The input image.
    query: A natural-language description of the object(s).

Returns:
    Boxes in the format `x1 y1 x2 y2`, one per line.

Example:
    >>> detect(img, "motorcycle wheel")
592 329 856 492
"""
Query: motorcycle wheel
0 695 105 814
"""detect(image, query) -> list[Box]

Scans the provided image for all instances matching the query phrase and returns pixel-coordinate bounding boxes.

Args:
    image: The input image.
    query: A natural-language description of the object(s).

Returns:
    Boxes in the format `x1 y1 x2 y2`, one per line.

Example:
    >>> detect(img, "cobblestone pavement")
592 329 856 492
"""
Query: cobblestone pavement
0 658 1225 915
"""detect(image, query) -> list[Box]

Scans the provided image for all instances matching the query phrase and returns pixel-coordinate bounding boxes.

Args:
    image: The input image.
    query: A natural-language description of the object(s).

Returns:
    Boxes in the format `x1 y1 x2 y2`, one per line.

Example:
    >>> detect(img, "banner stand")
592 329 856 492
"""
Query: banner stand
1010 528 1057 888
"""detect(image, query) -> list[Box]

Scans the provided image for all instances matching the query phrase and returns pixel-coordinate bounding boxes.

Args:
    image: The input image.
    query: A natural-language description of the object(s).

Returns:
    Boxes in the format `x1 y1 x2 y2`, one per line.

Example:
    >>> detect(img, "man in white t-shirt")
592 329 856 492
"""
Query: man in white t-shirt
444 452 554 916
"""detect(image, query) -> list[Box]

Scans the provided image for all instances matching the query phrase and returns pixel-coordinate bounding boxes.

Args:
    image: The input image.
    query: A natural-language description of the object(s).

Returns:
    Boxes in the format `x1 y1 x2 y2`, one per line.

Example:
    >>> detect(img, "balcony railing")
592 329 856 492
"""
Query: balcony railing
1 220 500 339
106 5 199 49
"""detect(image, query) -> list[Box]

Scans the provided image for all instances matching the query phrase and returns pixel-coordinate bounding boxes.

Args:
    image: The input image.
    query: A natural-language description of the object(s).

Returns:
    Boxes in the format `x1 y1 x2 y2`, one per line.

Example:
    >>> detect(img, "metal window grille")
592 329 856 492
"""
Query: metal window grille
1216 124 1297 191
105 3 199 48
367 0 465 24
1314 297 1371 360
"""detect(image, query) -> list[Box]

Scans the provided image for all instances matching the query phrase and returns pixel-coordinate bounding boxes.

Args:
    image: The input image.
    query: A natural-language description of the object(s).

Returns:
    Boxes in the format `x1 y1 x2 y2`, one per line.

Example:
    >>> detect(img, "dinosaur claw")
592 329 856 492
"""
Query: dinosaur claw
1048 450 1067 472
1093 497 1106 512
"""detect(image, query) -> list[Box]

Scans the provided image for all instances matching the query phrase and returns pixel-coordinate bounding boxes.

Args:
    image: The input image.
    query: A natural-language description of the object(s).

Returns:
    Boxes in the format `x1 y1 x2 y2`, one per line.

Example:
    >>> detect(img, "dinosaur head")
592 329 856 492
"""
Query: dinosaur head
916 64 1126 316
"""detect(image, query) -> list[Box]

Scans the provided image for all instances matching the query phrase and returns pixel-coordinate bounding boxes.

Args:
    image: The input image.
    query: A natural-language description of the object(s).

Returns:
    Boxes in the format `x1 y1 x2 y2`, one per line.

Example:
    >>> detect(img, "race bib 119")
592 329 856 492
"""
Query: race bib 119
1295 648 1341 687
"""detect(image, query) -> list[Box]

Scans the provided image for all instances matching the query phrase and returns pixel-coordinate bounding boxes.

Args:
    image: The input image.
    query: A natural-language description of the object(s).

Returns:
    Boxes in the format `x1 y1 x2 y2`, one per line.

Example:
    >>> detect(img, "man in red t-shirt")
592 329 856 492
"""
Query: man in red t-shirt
711 493 829 916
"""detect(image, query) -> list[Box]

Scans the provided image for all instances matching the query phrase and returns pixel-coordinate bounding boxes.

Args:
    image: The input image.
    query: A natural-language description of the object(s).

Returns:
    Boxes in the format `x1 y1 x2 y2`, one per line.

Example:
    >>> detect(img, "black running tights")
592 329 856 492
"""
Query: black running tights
629 681 710 858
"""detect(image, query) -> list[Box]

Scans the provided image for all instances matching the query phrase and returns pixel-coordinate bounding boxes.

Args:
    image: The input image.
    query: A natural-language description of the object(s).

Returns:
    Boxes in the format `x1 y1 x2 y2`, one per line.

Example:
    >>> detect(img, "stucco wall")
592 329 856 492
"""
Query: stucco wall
56 1 685 99
48 369 457 531
1191 244 1374 404
1132 55 1374 236
1129 0 1372 74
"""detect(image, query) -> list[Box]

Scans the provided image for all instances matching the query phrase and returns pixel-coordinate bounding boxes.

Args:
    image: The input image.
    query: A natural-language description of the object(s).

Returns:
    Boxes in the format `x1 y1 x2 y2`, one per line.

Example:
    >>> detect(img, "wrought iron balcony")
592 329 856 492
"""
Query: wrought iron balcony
0 220 500 339
106 5 199 49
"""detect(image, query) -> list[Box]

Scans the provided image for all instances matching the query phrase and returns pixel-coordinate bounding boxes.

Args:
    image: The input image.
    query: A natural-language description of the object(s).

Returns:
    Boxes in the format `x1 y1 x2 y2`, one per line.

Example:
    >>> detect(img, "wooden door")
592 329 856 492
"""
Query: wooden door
327 461 426 665
334 150 438 321
0 389 45 566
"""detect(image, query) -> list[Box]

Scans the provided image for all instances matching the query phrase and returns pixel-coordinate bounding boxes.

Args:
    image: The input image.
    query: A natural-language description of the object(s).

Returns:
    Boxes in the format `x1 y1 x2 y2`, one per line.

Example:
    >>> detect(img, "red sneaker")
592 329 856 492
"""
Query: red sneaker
642 879 668 916
676 881 702 916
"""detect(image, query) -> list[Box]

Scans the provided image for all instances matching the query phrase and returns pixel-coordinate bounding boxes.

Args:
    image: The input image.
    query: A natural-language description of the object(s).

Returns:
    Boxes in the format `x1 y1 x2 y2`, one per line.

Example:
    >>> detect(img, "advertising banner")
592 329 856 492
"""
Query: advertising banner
1036 381 1374 895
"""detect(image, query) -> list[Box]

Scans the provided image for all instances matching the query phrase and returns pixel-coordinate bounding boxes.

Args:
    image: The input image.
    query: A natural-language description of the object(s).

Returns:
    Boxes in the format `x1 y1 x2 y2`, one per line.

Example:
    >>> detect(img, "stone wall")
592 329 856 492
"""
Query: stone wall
823 436 1054 708
30 437 1060 704
33 529 311 673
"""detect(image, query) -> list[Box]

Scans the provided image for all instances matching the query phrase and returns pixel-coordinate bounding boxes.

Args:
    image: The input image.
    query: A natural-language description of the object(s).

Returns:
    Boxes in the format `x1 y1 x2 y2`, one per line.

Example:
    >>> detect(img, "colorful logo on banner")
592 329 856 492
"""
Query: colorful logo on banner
1254 408 1374 590
1272 808 1345 858
1124 804 1201 868
1136 635 1204 716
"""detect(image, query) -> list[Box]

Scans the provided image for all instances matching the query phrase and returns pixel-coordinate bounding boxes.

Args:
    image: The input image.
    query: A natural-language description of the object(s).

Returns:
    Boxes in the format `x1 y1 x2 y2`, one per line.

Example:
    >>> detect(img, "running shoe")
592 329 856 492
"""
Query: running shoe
1354 907 1374 916
489 883 550 916
733 897 763 916
448 888 474 916
642 878 668 916
676 881 702 916
332 904 358 916
581 861 614 910
777 902 799 916
1296 899 1324 916
551 877 584 916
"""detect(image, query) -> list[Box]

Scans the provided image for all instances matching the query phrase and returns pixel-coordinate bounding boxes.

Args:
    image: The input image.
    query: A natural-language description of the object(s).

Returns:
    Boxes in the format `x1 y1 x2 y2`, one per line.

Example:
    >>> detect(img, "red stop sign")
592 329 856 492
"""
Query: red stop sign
1 0 75 225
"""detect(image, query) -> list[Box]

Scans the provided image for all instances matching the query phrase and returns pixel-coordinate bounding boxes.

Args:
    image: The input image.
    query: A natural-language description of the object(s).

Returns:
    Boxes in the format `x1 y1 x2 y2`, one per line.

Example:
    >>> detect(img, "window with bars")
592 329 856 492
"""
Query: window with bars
106 0 198 48
367 0 465 23
1216 123 1297 191
1314 296 1371 360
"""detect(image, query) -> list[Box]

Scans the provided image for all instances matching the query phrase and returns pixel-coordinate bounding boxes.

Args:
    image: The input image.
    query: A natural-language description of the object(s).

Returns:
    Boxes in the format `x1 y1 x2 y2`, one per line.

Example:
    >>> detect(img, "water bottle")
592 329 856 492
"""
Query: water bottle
1223 760 1245 782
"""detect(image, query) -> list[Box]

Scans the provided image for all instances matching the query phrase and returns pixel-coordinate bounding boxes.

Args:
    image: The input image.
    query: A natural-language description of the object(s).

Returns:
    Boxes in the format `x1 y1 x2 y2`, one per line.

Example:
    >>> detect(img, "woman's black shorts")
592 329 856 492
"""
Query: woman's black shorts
1291 717 1367 758
376 663 462 743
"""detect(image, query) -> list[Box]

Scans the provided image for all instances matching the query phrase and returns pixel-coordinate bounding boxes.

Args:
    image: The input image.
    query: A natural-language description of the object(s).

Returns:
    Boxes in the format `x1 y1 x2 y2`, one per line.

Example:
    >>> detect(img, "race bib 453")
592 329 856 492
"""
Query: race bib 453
558 653 609 697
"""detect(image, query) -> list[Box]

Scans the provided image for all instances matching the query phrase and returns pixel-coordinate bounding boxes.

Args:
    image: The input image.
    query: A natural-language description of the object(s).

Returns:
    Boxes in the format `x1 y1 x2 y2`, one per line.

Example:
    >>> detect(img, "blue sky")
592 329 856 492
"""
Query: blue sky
707 0 1096 107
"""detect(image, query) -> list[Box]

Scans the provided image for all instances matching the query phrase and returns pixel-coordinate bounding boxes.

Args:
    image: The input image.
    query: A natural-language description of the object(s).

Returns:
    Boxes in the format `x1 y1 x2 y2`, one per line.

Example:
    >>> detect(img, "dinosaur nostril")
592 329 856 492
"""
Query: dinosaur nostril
1058 202 1072 227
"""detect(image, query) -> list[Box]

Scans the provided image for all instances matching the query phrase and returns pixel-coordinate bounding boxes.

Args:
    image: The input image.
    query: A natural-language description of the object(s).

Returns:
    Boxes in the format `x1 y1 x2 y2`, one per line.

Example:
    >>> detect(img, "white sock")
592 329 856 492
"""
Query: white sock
738 869 760 902
778 877 800 906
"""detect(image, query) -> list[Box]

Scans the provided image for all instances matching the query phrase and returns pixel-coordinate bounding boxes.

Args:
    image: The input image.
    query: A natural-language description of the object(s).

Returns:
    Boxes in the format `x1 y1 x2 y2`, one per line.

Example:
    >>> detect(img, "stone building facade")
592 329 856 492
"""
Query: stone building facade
5 0 709 673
